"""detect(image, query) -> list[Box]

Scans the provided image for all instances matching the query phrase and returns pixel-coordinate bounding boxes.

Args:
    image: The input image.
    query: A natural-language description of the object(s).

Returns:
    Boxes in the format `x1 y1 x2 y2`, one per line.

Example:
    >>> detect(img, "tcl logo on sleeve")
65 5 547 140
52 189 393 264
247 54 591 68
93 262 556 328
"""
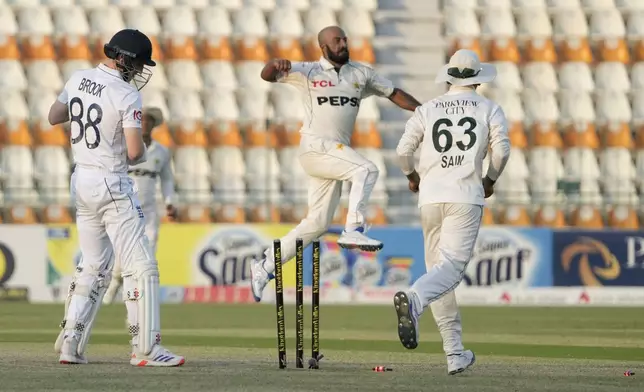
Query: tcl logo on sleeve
133 110 142 121
316 96 360 107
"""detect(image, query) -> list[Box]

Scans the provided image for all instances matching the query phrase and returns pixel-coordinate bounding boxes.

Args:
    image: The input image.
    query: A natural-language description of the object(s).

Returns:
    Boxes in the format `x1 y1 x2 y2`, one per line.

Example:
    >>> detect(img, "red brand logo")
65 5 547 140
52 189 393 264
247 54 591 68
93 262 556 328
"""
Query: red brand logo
311 80 336 88
133 110 142 121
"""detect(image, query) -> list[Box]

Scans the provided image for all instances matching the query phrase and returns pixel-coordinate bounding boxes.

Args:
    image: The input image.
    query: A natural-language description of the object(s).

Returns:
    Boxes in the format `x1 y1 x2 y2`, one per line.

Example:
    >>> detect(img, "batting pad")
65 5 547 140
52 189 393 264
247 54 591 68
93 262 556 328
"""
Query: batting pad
54 269 111 356
138 268 161 356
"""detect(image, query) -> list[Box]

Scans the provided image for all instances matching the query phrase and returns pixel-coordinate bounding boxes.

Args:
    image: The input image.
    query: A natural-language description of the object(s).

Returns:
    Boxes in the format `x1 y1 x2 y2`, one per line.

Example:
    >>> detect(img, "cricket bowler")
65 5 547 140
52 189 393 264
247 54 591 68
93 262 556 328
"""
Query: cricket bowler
103 107 177 304
250 25 422 302
393 49 511 375
49 29 184 366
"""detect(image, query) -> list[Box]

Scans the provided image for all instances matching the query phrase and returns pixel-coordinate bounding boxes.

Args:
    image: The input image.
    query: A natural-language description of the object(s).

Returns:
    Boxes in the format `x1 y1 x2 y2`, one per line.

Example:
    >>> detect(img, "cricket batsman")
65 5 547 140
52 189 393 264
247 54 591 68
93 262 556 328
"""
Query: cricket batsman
50 29 184 366
103 107 177 304
250 26 422 302
393 49 510 375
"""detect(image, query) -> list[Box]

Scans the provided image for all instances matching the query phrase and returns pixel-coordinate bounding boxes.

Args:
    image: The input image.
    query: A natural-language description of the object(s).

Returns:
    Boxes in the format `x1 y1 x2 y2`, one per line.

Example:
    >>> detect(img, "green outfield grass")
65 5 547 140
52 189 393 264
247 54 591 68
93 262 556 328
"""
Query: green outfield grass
0 304 642 391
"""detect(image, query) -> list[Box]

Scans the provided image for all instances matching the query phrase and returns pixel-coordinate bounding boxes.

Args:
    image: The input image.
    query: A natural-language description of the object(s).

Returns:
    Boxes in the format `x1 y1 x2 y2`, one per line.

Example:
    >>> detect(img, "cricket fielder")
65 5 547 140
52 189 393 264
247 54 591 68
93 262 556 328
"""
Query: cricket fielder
49 29 184 366
250 26 421 302
103 107 177 304
393 49 510 375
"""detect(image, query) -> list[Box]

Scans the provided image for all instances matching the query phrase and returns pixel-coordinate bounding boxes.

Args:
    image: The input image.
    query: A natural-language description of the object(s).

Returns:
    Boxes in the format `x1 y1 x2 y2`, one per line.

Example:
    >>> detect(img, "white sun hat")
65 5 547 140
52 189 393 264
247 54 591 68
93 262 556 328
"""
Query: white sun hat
435 49 497 87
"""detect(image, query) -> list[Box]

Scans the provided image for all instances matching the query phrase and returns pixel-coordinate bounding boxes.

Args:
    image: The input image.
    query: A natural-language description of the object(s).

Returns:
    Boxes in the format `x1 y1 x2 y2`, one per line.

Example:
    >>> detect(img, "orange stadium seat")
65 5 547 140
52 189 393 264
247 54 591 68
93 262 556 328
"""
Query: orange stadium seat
3 120 33 146
166 36 199 60
280 204 307 224
534 206 567 228
509 123 528 149
525 38 557 63
151 123 175 148
482 206 495 225
33 122 68 147
213 205 246 223
562 123 600 150
498 206 531 226
180 205 213 223
200 36 234 60
42 205 73 224
247 204 280 223
531 122 563 148
601 122 633 148
559 38 593 63
570 205 604 228
608 206 639 229
8 206 38 224
598 38 630 63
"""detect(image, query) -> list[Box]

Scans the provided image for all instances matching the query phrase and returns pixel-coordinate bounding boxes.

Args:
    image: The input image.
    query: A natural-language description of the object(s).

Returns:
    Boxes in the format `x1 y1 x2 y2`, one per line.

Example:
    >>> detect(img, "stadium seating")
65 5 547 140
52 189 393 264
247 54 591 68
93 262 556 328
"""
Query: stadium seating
0 0 642 228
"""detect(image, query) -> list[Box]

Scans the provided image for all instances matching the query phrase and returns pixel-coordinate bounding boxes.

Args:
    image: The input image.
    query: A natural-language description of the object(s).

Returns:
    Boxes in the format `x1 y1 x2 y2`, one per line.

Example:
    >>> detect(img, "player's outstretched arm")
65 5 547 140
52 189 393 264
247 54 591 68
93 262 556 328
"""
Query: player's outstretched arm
48 101 69 125
261 59 292 82
388 88 421 112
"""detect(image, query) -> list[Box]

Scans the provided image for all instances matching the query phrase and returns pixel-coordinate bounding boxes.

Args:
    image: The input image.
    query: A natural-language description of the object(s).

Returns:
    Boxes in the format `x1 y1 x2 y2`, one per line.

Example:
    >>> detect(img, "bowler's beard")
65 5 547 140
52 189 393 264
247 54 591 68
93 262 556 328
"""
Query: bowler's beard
325 47 349 64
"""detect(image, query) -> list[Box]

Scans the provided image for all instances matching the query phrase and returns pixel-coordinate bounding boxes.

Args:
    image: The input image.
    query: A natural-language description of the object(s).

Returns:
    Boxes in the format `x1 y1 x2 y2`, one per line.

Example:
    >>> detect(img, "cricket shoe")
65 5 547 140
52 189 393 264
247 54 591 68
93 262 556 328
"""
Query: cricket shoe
130 344 185 367
393 291 420 350
337 226 383 252
58 335 88 365
447 350 476 375
250 258 274 303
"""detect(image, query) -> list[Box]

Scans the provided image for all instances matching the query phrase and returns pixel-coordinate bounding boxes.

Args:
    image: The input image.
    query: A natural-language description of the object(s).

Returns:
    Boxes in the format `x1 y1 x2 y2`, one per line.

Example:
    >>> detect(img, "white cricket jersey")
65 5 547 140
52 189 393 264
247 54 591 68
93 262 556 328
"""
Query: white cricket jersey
277 57 395 145
128 141 175 210
58 64 143 174
396 87 511 207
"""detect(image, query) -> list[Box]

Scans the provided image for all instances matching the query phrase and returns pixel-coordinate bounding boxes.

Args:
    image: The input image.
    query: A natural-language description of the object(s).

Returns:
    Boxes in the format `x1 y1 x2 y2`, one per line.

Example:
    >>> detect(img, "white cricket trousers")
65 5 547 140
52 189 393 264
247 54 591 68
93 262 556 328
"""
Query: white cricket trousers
264 134 379 271
73 167 155 279
410 203 482 355
112 206 159 278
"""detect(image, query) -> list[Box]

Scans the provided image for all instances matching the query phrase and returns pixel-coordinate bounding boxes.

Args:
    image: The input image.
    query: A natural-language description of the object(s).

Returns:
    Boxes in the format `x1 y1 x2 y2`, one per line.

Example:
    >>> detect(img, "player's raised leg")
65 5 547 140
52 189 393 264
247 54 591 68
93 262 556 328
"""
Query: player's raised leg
103 178 184 367
251 176 342 301
301 136 383 251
